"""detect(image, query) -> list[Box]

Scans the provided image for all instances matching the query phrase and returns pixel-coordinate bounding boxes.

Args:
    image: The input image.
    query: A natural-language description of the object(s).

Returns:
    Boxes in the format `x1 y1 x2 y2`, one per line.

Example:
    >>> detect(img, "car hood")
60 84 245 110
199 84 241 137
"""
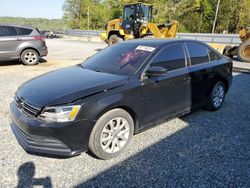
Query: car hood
16 65 128 107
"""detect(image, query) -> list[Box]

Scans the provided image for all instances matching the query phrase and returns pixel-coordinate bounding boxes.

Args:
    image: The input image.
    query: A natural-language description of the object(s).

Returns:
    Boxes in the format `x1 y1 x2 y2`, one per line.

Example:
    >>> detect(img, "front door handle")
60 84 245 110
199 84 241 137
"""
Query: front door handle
184 77 191 82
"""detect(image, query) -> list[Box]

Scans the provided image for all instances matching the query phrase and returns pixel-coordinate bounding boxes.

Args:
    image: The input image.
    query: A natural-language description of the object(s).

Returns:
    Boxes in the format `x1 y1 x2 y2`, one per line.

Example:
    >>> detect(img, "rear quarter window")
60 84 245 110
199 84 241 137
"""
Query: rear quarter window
18 27 33 35
186 42 209 65
207 48 222 61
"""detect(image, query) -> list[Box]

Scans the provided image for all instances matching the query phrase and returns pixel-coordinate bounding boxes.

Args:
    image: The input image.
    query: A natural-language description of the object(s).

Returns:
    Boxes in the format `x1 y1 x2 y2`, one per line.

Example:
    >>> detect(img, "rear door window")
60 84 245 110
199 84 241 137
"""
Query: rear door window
18 27 33 35
151 43 186 71
186 42 209 65
0 26 18 37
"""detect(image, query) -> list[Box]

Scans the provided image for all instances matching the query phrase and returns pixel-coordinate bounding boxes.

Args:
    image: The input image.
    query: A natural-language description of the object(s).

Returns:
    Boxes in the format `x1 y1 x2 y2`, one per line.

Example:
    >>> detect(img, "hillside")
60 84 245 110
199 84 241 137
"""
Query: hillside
0 17 68 31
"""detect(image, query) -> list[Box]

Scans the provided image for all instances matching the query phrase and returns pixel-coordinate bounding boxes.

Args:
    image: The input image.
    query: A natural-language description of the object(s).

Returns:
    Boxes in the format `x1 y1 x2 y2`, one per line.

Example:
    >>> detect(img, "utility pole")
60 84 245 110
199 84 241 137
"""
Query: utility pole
212 0 221 33
78 1 81 29
236 0 244 32
87 6 90 30
199 13 204 33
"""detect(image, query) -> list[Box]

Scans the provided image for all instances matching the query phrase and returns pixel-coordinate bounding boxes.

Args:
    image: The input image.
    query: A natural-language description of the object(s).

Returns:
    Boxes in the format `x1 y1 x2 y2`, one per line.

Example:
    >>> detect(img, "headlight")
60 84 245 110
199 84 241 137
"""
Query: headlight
39 105 81 122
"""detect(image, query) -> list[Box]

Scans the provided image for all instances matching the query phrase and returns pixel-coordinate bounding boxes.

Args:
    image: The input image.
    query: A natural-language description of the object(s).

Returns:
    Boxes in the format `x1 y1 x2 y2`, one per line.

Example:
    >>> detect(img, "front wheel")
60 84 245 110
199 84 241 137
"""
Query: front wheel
88 109 134 160
108 35 123 46
206 81 226 111
21 49 39 65
223 45 233 58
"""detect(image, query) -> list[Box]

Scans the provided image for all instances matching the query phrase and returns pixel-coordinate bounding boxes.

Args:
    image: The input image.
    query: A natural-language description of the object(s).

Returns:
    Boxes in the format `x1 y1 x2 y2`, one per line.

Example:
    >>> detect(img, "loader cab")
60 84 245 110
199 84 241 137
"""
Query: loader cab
122 3 153 37
123 3 153 22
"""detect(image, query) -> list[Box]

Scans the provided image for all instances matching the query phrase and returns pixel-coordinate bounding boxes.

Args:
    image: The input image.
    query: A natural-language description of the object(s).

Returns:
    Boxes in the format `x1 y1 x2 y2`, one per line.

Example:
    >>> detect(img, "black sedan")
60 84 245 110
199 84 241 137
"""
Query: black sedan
10 39 232 159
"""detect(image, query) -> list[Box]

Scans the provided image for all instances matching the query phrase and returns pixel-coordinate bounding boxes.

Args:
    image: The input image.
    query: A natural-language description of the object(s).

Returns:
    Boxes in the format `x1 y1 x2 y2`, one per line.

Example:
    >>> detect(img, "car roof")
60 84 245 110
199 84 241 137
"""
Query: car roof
0 23 35 30
121 38 207 48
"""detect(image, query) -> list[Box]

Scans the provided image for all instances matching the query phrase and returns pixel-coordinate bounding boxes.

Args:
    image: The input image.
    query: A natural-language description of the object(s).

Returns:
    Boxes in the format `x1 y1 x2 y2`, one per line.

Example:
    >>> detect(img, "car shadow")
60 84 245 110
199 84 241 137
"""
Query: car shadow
0 58 47 67
0 60 20 66
25 150 73 159
17 162 52 188
39 58 47 63
74 73 249 187
94 48 104 52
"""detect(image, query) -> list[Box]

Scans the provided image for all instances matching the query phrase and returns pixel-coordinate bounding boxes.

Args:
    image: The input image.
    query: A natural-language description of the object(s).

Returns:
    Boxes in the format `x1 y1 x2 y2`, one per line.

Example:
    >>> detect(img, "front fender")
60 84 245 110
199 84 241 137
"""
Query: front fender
79 93 126 122
77 85 143 133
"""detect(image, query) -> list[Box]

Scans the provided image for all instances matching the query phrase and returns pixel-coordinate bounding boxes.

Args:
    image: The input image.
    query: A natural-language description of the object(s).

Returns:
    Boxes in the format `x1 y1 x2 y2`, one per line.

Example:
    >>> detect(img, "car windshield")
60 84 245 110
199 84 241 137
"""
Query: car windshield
82 44 156 75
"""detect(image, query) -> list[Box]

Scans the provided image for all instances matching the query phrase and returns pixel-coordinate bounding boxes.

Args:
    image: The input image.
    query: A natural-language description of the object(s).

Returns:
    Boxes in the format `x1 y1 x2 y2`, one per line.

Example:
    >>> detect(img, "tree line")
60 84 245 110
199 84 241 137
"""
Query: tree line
0 17 68 31
63 0 250 33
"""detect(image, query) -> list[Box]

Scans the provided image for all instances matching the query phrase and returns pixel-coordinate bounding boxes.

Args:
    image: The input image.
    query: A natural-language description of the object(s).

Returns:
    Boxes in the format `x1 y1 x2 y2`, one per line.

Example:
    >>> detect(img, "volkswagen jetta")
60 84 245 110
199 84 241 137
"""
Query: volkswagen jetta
10 39 232 159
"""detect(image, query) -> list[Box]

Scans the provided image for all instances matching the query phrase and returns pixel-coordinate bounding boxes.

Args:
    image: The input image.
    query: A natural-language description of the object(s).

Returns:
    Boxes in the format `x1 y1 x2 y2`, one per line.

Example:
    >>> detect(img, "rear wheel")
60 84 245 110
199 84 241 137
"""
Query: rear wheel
108 35 123 46
237 41 250 63
206 81 226 111
21 49 39 65
89 109 134 160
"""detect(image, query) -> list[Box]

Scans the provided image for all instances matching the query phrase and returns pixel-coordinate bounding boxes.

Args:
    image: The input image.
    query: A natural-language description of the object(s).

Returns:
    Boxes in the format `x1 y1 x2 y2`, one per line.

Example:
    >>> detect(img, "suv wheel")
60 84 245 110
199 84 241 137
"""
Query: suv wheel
206 81 226 111
89 109 134 160
21 49 39 65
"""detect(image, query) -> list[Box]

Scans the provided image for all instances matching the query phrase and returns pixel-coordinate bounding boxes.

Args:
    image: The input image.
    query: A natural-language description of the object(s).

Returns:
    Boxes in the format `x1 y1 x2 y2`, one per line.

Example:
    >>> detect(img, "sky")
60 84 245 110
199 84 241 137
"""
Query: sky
0 0 65 19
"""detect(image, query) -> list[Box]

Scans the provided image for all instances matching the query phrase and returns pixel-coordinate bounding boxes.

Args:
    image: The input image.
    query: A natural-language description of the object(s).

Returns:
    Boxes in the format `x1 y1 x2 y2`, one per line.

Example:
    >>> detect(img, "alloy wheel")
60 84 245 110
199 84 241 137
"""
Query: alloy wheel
24 52 38 64
100 117 130 154
213 84 225 108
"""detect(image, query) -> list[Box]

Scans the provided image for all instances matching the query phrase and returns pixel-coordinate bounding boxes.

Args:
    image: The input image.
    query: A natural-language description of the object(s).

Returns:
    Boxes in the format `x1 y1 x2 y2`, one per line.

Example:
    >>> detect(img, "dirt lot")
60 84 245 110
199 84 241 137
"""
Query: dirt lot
0 39 249 187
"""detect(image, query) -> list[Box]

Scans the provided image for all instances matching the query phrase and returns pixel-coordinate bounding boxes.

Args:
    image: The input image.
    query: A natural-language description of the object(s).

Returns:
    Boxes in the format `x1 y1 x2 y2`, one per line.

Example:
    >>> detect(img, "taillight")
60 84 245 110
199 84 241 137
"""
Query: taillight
33 36 45 41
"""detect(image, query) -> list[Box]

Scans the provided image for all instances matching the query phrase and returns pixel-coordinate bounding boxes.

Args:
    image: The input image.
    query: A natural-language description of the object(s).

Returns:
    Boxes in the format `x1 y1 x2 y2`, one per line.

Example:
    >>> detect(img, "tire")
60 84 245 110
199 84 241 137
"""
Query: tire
142 35 154 39
237 41 250 63
108 35 123 46
206 81 226 111
223 45 233 58
21 49 39 65
89 108 134 160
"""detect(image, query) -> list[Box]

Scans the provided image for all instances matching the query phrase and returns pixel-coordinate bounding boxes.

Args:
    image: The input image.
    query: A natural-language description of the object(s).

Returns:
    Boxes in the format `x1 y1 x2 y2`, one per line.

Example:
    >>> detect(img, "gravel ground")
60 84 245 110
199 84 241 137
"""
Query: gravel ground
0 39 249 187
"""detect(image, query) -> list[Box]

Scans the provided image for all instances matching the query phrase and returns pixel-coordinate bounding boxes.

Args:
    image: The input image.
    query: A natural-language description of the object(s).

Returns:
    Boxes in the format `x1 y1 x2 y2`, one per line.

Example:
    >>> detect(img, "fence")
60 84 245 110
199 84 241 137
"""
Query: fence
177 33 241 45
64 30 241 45
64 30 103 37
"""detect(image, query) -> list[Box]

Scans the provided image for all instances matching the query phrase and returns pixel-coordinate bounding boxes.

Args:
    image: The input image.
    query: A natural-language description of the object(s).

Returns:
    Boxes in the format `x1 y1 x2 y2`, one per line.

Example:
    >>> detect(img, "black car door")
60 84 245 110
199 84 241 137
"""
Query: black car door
141 43 192 126
185 42 213 108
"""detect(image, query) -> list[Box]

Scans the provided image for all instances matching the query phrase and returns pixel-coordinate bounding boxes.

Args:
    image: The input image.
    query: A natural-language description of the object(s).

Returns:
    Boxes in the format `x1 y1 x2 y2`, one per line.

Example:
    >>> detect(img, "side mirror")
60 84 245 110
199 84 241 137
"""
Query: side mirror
145 66 167 77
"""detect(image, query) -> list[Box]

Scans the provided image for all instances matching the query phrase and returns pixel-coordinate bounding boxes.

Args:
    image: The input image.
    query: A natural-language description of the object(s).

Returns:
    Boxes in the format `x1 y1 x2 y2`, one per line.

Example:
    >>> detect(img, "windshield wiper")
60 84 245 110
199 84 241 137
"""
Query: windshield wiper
78 64 85 68
78 64 103 73
92 68 103 73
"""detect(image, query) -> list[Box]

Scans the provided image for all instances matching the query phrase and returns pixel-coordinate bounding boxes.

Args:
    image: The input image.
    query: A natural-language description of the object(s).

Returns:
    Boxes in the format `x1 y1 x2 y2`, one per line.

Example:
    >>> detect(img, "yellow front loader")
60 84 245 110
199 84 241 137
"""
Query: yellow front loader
101 2 179 45
223 26 250 63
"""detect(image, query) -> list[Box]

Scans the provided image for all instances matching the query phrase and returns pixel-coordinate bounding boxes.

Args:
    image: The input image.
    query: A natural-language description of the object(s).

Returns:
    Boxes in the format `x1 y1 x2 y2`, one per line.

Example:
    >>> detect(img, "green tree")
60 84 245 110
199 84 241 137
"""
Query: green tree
63 0 250 33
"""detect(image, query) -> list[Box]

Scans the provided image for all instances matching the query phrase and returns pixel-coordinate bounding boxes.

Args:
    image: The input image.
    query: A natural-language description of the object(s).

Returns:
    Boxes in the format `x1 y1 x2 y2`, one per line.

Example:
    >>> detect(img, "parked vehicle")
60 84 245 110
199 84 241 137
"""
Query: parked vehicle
10 39 232 159
41 30 63 39
0 24 48 65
